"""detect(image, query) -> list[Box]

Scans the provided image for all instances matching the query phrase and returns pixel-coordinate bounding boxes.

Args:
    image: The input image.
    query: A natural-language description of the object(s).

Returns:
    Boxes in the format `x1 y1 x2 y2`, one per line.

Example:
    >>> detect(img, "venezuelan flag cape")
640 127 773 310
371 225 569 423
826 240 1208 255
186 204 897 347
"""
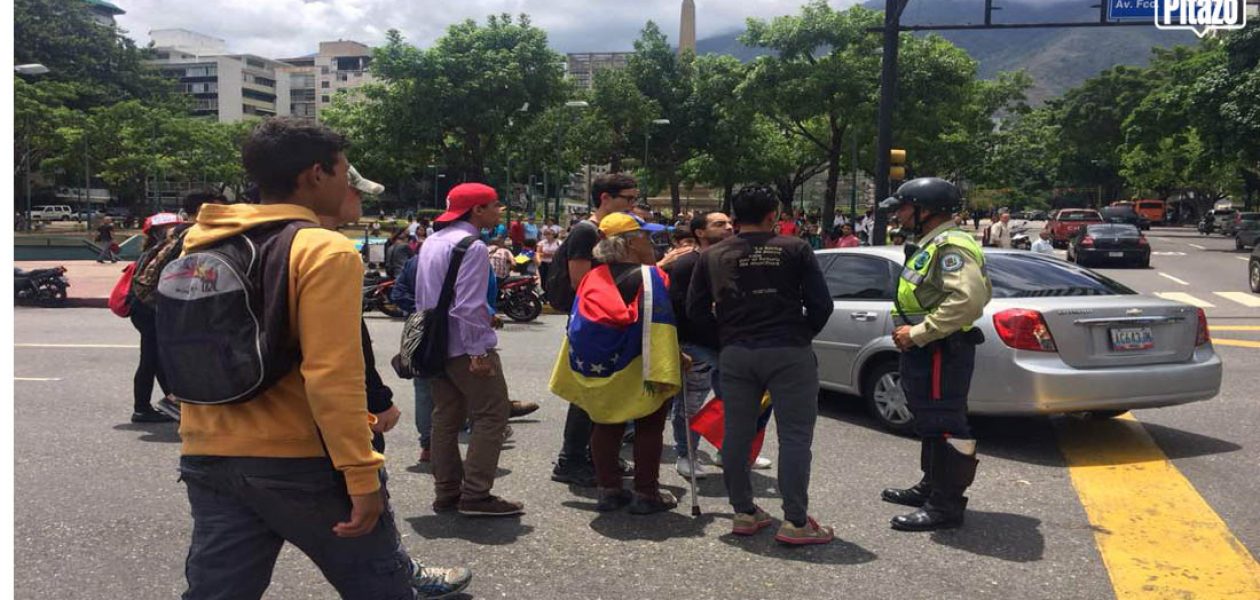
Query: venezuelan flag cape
549 265 681 424
690 393 773 463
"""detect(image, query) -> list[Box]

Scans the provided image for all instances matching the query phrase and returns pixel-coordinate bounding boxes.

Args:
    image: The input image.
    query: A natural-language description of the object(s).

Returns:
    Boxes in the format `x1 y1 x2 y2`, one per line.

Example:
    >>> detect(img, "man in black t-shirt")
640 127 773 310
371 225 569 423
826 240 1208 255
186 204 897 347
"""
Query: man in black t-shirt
687 185 835 545
663 211 732 480
549 173 639 487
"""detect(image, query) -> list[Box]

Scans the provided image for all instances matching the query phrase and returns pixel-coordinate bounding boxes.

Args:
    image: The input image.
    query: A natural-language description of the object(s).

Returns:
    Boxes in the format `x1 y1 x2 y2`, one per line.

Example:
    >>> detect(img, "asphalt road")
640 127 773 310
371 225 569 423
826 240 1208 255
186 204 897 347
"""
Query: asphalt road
12 227 1259 599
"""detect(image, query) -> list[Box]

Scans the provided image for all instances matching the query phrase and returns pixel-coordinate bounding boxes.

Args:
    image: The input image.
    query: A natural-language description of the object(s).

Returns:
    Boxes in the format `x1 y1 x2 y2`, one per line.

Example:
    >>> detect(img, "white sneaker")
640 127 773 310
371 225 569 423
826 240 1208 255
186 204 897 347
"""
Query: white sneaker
713 454 773 470
676 457 714 479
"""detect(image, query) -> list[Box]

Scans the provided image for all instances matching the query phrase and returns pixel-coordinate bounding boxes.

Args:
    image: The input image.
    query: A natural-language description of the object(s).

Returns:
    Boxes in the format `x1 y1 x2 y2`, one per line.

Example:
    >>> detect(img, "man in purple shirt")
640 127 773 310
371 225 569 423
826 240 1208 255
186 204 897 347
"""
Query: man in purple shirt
415 183 524 518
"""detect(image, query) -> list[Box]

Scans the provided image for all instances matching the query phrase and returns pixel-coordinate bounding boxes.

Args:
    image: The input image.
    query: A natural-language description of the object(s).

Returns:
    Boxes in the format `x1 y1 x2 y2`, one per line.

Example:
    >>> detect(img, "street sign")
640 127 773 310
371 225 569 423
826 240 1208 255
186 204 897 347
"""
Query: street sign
1108 0 1162 21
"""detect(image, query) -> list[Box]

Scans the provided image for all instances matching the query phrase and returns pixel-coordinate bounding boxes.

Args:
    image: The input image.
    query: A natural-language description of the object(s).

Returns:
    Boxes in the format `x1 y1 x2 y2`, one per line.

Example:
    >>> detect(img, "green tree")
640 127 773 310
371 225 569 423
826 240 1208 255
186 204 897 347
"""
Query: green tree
1189 27 1260 208
586 68 657 174
369 16 567 183
1050 65 1154 204
627 22 703 215
14 0 173 110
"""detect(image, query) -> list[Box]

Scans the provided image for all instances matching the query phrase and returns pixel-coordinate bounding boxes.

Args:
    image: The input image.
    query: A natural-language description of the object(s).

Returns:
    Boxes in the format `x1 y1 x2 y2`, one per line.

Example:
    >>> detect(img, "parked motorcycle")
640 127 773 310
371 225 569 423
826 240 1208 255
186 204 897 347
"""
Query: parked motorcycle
362 271 405 318
15 266 69 306
497 275 543 322
1010 222 1032 251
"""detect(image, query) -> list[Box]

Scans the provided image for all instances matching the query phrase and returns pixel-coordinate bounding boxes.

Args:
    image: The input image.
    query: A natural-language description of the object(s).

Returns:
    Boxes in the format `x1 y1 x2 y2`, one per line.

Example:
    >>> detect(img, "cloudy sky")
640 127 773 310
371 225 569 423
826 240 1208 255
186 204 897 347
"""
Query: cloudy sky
114 0 875 58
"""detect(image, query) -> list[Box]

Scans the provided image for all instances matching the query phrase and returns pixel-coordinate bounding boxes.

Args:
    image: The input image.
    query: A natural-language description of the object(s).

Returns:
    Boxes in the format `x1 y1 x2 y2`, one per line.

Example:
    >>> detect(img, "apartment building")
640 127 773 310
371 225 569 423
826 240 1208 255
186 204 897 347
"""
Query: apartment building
314 40 375 116
565 52 633 90
147 29 292 123
278 55 318 121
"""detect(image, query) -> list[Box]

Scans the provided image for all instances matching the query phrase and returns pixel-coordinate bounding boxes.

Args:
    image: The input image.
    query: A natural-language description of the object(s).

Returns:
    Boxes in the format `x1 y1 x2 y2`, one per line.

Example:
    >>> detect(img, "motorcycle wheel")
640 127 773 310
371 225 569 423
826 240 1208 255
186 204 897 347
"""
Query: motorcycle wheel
504 293 542 322
35 283 68 306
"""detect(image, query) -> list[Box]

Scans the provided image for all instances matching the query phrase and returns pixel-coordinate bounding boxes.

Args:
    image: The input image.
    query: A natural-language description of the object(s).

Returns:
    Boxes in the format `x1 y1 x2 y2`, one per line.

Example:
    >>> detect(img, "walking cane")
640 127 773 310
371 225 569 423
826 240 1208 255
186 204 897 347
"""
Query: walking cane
681 372 702 517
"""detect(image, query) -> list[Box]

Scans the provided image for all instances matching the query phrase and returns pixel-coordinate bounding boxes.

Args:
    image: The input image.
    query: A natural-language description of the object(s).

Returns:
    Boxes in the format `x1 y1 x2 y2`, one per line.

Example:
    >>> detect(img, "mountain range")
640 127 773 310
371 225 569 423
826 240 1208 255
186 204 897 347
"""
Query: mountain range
694 0 1198 104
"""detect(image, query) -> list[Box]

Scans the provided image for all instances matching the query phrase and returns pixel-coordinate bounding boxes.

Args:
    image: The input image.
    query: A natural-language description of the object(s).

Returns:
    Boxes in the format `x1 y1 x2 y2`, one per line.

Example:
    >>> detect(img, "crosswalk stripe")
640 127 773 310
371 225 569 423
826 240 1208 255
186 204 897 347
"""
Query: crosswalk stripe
1239 256 1251 262
1188 243 1207 250
1056 414 1260 599
1214 292 1260 308
1158 272 1190 286
1154 292 1215 308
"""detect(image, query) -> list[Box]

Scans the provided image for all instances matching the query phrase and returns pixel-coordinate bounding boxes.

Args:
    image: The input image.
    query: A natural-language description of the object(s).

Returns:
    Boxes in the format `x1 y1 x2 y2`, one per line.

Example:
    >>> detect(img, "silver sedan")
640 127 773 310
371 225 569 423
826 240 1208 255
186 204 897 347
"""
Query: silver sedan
812 247 1223 433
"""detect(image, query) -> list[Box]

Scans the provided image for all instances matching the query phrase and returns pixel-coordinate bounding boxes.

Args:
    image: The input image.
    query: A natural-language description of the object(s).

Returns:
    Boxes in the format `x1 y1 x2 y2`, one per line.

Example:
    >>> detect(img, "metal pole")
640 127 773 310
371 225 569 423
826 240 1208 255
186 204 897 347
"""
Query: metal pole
850 133 858 222
84 129 90 230
432 167 438 209
872 0 908 246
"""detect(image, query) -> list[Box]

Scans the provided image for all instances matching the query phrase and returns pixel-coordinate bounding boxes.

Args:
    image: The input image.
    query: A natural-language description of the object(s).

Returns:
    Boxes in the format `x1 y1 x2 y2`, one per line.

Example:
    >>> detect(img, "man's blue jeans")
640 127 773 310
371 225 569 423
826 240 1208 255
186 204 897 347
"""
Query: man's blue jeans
414 377 433 449
179 456 416 600
672 344 718 458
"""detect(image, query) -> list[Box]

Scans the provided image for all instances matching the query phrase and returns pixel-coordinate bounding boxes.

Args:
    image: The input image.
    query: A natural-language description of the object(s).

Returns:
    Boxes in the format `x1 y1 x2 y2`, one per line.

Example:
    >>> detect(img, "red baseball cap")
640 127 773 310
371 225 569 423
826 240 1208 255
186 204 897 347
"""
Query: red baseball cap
434 183 499 223
143 212 181 234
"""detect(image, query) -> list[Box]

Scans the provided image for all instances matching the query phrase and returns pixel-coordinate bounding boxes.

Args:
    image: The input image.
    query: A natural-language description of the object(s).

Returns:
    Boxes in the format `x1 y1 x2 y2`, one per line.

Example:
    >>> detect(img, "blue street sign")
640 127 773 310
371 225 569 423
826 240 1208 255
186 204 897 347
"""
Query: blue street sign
1108 0 1164 21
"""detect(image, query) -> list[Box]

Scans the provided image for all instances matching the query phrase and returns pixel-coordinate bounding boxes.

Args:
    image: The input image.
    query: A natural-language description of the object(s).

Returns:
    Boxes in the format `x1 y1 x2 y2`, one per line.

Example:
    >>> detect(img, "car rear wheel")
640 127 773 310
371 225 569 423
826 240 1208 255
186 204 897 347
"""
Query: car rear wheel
1250 260 1260 293
863 360 915 435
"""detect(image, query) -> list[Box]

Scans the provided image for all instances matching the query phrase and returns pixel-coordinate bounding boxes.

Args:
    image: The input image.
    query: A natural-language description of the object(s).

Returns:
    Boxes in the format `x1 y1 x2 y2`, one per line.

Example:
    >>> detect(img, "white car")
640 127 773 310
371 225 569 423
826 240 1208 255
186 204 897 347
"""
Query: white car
31 205 75 221
813 247 1223 433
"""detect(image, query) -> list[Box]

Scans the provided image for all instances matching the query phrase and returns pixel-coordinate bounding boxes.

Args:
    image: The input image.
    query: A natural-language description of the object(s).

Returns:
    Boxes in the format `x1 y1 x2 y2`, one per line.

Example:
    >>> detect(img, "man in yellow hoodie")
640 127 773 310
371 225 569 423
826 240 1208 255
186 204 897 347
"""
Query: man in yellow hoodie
177 118 470 599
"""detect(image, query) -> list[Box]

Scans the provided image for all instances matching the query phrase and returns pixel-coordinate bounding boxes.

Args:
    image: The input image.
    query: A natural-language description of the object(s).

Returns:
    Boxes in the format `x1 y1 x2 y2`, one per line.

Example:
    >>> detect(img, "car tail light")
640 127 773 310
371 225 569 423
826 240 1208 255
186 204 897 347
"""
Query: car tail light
1080 236 1094 247
993 309 1058 352
1195 308 1211 346
1138 236 1148 246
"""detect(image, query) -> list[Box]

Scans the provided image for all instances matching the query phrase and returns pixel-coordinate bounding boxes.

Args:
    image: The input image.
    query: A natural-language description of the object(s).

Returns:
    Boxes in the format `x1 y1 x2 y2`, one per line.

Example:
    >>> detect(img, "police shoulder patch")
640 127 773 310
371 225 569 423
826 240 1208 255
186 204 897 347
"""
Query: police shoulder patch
912 251 931 270
939 251 965 272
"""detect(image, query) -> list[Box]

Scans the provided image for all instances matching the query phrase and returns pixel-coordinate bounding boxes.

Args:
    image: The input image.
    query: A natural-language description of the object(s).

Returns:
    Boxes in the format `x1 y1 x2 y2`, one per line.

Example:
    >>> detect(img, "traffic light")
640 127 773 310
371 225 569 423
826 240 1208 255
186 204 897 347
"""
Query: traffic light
890 148 907 182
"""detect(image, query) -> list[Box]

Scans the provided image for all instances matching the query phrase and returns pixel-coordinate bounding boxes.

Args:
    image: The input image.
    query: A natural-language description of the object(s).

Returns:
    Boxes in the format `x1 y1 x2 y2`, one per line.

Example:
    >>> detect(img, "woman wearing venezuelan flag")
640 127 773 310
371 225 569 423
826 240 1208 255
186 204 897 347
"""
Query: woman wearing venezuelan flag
549 212 685 515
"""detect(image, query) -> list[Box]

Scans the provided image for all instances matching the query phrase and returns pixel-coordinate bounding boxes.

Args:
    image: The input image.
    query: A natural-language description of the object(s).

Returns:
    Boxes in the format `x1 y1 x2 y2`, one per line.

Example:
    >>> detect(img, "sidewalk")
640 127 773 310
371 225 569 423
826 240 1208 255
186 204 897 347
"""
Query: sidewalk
16 260 127 308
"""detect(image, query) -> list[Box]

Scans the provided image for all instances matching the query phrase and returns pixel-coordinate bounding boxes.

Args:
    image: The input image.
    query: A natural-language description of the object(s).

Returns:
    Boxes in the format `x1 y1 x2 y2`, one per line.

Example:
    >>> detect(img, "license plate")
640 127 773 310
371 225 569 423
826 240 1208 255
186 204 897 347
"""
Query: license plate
1108 251 1125 257
1110 327 1154 351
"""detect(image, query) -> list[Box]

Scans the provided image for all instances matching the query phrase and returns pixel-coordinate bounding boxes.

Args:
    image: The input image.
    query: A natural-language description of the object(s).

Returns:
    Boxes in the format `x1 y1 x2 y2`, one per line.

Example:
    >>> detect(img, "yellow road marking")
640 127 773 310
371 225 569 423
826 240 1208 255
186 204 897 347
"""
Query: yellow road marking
1214 338 1260 349
14 343 139 349
1056 414 1260 599
1211 325 1260 331
1154 292 1215 308
1214 292 1260 308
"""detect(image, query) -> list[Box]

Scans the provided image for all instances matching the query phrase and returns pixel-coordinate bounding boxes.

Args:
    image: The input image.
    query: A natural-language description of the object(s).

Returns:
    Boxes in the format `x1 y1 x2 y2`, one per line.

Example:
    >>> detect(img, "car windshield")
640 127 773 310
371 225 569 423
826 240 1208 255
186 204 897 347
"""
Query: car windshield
1059 211 1100 221
987 253 1136 298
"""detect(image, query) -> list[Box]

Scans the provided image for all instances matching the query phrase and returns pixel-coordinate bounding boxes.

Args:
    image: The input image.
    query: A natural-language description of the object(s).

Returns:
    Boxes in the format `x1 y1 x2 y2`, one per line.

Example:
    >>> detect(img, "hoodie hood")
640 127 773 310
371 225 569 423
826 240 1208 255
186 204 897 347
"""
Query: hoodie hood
184 203 321 251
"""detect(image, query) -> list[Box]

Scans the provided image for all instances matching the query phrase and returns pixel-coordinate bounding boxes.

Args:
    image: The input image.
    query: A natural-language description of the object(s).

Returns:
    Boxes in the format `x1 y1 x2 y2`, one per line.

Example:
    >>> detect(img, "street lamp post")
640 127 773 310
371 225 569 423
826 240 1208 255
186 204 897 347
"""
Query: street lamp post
555 101 590 218
643 118 671 180
427 164 445 210
16 63 50 231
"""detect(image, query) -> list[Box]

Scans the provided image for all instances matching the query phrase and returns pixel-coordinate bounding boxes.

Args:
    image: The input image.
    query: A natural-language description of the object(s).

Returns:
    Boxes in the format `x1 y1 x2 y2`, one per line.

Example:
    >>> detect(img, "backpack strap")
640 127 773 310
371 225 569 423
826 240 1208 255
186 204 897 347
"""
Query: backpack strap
433 236 478 314
257 220 322 358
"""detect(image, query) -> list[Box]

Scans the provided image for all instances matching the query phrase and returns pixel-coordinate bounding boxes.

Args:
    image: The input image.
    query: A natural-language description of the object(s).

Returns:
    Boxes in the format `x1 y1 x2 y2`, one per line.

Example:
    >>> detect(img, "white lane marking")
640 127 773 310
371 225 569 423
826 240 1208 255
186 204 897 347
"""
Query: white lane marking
1239 256 1251 262
15 377 63 382
1159 273 1190 286
1188 243 1207 250
1155 292 1216 308
1152 251 1186 256
14 343 139 349
1214 292 1260 308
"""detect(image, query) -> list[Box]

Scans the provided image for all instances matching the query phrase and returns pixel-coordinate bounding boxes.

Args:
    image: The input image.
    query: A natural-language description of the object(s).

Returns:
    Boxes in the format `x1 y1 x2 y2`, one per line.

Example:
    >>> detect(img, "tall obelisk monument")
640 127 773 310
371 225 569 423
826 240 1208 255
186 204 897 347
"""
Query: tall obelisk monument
679 0 696 55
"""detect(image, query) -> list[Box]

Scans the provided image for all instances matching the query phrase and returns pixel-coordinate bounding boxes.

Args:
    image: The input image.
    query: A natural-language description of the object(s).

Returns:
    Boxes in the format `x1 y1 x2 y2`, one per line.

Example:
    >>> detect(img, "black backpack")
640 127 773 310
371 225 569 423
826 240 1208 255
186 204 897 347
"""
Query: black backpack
155 220 317 405
545 219 597 312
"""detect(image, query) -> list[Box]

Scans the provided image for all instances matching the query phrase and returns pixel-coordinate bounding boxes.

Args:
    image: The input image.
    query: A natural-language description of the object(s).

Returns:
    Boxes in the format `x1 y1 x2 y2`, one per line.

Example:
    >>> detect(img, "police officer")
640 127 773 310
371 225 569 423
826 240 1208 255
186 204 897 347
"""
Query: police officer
877 177 992 532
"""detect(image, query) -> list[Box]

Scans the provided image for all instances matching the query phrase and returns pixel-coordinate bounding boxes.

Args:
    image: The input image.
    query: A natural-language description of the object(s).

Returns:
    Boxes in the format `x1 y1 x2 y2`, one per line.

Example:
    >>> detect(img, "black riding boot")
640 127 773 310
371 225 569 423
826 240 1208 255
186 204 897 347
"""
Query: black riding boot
881 438 935 507
891 439 977 532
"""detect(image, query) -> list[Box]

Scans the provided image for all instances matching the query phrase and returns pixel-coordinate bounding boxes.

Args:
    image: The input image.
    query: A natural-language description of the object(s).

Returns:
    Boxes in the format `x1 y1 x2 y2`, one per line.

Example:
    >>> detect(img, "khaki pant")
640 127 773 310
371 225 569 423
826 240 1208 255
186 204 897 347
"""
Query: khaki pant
430 351 511 503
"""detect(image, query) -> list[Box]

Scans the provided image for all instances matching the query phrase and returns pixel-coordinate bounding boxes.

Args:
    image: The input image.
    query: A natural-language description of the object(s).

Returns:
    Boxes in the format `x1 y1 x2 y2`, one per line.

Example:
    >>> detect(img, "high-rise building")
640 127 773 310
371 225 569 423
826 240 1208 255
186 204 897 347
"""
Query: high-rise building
680 0 697 55
565 52 633 90
314 41 375 116
147 29 292 123
277 54 318 121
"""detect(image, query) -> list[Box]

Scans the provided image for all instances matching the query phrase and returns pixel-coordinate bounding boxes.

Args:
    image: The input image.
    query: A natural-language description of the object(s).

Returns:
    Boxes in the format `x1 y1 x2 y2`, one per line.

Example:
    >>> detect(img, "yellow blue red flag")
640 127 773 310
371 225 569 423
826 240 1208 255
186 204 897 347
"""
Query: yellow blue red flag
549 265 681 424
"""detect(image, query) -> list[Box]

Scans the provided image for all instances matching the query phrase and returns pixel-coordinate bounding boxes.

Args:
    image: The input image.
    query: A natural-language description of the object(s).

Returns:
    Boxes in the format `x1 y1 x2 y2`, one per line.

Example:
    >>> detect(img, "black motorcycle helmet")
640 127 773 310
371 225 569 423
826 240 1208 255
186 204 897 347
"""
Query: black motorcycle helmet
878 177 963 236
